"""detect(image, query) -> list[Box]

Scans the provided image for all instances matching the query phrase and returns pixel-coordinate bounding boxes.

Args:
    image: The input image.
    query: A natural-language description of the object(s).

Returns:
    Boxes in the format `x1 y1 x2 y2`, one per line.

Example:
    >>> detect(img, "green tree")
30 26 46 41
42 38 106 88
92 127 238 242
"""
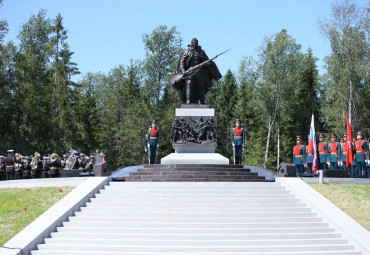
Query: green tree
142 25 184 159
319 0 369 130
48 13 79 152
216 70 238 161
100 61 147 169
236 57 265 166
254 29 303 169
16 10 53 154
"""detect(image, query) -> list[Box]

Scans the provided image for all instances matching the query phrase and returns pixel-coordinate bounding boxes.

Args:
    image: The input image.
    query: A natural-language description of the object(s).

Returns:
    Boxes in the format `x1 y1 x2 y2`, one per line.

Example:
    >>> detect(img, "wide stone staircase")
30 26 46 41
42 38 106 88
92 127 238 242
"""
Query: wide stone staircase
125 164 266 182
31 182 361 254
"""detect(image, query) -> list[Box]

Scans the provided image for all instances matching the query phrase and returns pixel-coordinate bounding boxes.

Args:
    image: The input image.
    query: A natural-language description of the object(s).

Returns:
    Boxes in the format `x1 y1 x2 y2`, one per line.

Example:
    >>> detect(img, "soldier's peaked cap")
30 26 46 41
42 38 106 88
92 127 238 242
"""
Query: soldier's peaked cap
151 119 157 124
330 133 337 138
7 149 14 153
296 136 303 140
357 131 364 137
319 133 326 138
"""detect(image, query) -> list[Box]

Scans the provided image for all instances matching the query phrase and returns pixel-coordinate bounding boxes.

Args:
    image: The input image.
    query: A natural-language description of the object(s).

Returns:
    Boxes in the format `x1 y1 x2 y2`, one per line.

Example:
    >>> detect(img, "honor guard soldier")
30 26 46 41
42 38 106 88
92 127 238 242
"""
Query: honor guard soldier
23 156 32 179
328 133 341 170
293 136 306 177
355 131 370 178
231 119 245 165
340 134 350 176
365 138 370 178
147 120 160 164
0 156 6 181
49 153 61 178
5 150 16 180
31 152 43 179
351 138 359 178
318 134 329 170
305 135 313 174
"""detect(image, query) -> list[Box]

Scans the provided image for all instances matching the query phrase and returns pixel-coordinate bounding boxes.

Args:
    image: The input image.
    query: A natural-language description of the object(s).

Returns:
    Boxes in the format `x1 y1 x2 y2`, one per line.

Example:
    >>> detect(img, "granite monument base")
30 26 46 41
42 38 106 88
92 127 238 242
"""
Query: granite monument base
161 105 229 165
161 153 229 165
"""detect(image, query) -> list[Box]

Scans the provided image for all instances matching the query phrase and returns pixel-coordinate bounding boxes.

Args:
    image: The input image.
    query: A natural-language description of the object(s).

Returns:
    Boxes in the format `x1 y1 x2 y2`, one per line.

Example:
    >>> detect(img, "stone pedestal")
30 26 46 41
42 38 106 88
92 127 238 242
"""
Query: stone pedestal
161 105 229 165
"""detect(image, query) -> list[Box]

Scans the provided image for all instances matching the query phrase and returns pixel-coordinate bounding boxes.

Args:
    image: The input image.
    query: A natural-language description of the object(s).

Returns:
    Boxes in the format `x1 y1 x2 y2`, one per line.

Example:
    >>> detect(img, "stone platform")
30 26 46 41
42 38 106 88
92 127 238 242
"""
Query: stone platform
161 152 228 165
125 164 265 182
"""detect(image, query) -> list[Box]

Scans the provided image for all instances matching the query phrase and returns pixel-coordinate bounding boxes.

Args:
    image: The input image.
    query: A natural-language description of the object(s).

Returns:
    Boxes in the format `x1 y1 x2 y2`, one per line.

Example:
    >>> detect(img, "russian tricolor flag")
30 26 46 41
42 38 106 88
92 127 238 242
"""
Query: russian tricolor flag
308 114 318 173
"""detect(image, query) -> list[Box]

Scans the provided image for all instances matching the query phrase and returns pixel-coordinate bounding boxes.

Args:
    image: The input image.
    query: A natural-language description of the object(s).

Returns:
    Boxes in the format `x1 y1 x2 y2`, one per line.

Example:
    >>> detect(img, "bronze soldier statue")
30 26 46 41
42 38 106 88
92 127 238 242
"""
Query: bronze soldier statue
172 38 224 104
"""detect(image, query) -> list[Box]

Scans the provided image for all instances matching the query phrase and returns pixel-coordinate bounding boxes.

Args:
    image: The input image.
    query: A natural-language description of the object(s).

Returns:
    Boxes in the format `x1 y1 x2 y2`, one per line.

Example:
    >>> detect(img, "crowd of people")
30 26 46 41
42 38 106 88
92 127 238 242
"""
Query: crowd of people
0 150 98 181
293 131 370 178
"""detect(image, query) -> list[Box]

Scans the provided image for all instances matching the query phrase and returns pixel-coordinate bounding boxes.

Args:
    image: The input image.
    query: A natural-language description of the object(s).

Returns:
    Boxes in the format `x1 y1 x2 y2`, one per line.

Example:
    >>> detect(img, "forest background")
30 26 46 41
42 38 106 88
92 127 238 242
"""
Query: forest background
0 0 369 170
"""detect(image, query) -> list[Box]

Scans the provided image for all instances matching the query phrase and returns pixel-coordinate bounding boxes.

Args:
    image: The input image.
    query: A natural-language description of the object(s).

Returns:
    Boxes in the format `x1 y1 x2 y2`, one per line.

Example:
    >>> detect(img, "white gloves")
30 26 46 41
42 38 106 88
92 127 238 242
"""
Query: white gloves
327 162 330 167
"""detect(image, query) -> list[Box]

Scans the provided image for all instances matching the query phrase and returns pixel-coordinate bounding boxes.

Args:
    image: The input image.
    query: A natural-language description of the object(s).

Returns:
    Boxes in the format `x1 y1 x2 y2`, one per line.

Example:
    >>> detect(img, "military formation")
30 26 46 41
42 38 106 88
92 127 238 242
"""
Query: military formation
293 131 370 178
0 150 97 181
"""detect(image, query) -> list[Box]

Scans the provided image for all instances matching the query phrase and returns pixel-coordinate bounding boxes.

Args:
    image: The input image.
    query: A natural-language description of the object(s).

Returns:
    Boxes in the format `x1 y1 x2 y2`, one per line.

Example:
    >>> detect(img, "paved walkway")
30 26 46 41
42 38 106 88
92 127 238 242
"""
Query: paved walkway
0 177 88 188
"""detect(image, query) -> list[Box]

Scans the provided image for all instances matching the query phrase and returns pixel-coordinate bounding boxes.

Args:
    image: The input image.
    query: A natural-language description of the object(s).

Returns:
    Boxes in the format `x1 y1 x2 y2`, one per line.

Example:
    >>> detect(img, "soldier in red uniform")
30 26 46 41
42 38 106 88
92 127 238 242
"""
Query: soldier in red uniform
147 120 160 164
231 119 245 165
318 134 329 170
328 133 341 170
355 131 370 178
340 133 350 176
293 136 306 177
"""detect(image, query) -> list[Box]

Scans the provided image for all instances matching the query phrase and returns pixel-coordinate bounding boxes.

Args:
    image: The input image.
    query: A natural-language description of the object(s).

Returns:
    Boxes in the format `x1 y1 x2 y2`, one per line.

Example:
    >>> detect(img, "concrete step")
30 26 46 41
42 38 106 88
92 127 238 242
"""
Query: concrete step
43 237 348 246
79 206 312 213
94 193 295 198
74 211 317 218
31 250 362 255
104 182 283 188
125 179 266 182
55 226 336 234
35 243 355 253
62 221 329 229
89 197 301 204
50 232 342 240
84 202 306 209
132 170 256 175
144 164 245 169
29 181 362 255
125 175 266 181
31 251 362 255
137 167 251 171
68 216 323 223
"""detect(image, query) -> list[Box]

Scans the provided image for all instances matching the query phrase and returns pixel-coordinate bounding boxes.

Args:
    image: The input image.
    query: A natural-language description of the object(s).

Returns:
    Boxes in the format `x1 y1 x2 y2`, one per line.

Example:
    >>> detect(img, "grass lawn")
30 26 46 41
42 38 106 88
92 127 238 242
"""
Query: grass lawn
310 183 370 231
0 186 75 246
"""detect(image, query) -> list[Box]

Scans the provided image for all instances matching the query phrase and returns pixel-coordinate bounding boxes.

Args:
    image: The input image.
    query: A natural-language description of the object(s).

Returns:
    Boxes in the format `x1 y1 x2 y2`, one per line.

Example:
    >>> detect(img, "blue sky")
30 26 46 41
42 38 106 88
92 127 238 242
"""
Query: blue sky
0 0 367 81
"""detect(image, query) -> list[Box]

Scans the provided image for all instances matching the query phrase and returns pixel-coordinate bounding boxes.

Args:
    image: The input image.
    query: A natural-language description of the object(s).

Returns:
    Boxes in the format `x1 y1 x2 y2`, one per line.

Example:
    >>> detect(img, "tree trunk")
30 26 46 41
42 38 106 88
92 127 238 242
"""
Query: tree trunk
264 116 272 169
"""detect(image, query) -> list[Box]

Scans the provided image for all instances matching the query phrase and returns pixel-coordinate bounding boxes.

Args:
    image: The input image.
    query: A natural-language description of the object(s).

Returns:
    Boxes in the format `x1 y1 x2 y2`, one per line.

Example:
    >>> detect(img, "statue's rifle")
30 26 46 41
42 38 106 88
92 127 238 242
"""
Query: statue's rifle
177 49 231 81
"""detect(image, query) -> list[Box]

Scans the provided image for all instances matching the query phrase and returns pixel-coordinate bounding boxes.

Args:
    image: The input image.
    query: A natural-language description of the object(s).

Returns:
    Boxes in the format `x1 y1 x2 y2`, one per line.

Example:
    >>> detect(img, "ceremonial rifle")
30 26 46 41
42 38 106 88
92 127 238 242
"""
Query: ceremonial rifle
172 49 231 90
